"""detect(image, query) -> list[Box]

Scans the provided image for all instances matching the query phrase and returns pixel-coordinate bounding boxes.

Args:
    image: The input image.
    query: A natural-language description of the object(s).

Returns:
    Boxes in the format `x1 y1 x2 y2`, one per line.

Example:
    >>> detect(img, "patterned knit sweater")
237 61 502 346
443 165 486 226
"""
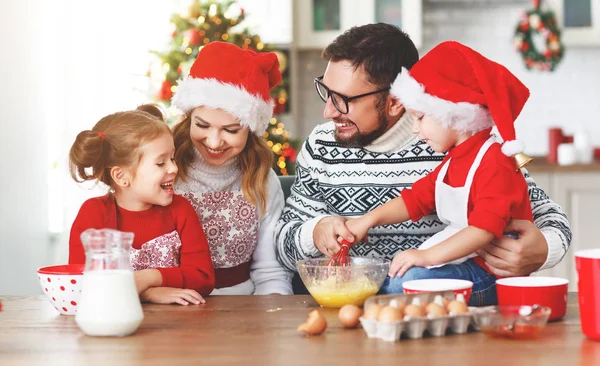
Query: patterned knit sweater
275 113 572 272
175 150 293 295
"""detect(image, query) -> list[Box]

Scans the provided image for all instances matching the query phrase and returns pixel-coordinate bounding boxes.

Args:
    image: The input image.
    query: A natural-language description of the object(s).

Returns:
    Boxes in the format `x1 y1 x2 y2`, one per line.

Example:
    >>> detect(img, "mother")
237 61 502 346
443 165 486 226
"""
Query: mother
171 42 292 295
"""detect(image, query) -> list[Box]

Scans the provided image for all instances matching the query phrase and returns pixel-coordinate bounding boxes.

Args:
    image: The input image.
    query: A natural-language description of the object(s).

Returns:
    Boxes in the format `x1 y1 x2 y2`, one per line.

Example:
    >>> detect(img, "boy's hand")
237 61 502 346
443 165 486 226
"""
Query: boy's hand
344 217 371 244
139 287 206 306
388 249 429 278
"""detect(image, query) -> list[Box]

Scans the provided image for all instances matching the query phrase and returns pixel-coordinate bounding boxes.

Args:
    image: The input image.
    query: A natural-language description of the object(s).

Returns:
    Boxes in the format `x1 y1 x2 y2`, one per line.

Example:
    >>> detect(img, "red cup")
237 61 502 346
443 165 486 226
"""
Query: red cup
575 249 600 341
402 279 473 303
496 277 568 321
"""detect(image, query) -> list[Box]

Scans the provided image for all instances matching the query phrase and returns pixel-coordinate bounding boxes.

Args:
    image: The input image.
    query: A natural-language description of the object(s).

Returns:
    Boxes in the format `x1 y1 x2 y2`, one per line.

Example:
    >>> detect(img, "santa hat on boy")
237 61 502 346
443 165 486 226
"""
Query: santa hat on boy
172 41 281 134
390 41 530 157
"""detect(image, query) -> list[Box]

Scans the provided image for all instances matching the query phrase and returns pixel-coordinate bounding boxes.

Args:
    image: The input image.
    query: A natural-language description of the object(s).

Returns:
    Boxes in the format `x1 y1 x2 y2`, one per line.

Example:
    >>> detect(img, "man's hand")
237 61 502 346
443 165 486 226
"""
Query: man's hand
139 287 206 306
476 219 548 277
388 249 430 278
313 216 354 256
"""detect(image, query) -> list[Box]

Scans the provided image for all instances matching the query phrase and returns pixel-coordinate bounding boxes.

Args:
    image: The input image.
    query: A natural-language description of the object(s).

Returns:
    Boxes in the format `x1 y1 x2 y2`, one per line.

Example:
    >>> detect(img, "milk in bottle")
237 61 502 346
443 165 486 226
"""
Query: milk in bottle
75 228 144 336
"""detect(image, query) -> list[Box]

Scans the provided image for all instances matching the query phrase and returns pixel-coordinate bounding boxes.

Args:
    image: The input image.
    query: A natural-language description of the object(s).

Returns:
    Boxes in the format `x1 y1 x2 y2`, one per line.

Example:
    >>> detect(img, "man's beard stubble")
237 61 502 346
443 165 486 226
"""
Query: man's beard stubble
334 99 389 148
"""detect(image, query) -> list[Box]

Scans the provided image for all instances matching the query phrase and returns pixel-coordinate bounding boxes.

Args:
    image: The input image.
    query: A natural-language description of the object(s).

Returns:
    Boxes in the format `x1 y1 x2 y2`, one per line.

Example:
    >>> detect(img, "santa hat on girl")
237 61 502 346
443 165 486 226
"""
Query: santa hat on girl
391 41 530 157
172 41 281 134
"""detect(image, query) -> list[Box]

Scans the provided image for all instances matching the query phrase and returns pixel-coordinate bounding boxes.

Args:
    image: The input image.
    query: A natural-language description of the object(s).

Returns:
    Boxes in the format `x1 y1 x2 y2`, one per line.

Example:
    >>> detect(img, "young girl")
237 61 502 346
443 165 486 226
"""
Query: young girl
345 41 533 305
68 104 215 305
171 41 292 295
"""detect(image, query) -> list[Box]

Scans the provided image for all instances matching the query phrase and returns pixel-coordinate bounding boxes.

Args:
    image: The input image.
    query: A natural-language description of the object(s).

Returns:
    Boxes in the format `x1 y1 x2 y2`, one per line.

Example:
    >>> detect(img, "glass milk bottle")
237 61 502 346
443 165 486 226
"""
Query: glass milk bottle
75 228 144 336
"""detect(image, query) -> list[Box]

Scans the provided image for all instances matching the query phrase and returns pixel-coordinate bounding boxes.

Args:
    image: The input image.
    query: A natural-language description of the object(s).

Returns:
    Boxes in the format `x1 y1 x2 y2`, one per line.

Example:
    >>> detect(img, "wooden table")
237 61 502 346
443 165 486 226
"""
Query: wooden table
1 294 599 366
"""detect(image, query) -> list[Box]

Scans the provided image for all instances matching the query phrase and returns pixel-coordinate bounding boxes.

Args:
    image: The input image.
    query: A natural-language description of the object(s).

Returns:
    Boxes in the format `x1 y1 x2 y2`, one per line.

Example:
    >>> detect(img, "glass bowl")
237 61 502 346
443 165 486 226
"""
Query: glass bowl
472 305 551 339
296 257 390 308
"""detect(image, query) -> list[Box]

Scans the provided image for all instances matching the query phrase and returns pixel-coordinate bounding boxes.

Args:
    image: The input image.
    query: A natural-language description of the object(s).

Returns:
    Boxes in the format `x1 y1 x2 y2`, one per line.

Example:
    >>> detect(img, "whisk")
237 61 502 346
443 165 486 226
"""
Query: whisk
326 239 352 266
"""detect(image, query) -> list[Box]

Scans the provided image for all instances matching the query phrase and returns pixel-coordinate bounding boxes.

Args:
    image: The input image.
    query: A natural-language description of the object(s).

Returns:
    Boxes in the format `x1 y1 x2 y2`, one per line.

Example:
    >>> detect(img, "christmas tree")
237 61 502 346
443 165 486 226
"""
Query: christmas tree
148 0 296 175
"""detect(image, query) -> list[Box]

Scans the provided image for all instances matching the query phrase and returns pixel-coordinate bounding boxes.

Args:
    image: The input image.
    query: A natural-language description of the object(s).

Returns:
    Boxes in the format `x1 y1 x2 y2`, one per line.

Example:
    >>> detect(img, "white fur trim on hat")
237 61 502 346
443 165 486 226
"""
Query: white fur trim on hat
501 139 524 156
172 76 274 134
390 67 494 134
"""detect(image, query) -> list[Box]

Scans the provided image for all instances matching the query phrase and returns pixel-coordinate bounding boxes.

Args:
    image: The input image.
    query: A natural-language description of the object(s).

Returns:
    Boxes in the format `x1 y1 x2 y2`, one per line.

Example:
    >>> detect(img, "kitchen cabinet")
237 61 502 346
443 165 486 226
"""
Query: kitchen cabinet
294 0 422 49
546 0 600 46
530 166 600 291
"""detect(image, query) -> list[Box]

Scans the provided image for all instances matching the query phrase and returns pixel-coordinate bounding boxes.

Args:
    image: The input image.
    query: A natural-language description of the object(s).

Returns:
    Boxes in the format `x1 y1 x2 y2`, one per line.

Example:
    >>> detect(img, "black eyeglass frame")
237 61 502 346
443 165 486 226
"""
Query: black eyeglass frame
314 75 390 114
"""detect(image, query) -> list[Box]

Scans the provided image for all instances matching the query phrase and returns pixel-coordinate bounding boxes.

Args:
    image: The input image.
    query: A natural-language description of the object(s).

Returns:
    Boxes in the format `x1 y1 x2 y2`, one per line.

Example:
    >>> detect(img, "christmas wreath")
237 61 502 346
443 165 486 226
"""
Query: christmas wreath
514 0 564 71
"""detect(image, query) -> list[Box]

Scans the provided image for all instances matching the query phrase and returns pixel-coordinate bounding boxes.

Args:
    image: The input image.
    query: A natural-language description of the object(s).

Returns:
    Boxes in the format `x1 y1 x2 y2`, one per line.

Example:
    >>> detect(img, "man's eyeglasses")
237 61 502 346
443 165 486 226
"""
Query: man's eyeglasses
314 76 390 114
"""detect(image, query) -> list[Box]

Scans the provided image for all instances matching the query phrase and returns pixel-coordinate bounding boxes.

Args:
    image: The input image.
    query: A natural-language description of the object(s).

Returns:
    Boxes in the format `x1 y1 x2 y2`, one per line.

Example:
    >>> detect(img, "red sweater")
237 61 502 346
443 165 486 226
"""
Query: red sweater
69 194 215 295
402 129 533 238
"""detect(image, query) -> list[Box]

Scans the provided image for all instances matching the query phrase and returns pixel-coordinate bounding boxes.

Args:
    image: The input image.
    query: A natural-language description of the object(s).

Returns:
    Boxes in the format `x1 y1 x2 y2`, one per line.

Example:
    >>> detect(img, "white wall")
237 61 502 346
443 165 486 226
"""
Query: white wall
422 0 600 156
0 0 180 295
0 1 51 295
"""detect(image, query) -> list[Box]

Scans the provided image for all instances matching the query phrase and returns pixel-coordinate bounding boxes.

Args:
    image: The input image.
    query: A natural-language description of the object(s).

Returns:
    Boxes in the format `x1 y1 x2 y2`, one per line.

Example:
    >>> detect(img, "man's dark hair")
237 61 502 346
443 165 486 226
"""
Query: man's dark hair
322 23 419 89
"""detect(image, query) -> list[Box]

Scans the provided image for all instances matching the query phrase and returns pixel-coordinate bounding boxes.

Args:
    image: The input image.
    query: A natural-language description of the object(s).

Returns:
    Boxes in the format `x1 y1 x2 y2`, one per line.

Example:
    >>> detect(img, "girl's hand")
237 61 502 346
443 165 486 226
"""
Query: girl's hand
134 269 162 294
344 217 371 244
139 287 206 306
388 249 429 278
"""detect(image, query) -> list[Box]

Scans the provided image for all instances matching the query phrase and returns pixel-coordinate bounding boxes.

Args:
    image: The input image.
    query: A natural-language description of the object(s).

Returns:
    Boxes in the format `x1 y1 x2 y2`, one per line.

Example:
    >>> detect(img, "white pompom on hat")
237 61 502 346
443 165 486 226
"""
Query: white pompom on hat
391 41 530 156
172 41 281 134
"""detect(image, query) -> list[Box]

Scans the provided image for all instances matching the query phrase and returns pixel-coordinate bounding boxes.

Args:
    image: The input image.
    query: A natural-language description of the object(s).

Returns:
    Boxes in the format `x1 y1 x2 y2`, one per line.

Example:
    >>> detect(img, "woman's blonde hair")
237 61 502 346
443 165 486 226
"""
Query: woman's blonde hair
69 104 171 188
172 114 272 213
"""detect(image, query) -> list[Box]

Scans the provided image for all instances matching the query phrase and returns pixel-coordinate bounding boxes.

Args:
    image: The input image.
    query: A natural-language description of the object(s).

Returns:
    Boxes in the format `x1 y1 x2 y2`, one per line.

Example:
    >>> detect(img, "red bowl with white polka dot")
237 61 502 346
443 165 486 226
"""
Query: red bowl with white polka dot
37 264 84 315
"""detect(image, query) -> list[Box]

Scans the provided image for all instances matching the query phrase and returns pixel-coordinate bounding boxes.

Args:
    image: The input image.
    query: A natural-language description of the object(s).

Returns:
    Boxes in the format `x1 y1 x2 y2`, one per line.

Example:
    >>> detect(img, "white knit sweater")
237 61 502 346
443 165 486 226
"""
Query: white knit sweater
275 113 571 273
175 150 293 295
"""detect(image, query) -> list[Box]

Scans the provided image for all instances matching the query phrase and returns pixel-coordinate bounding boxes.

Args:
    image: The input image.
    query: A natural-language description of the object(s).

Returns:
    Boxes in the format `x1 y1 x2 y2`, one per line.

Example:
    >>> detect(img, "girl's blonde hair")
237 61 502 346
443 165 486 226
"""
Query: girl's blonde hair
69 104 171 188
172 114 272 213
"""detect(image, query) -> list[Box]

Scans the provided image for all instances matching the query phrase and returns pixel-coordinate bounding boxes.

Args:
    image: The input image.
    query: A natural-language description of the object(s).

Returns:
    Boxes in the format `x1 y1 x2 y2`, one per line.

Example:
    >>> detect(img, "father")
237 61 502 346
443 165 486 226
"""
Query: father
274 23 571 304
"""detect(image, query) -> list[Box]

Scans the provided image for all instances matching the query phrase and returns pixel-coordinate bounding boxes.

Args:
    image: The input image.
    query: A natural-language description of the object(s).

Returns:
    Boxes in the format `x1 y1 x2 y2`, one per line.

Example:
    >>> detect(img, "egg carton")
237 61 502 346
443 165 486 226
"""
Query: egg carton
359 290 478 342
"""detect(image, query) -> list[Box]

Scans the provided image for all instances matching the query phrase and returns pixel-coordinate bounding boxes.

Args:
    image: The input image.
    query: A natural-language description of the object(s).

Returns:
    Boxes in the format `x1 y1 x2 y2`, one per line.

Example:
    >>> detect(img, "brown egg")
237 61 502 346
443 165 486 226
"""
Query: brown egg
447 300 469 315
426 302 448 318
403 298 426 320
297 310 327 336
363 304 382 320
377 306 404 323
389 299 406 313
338 304 363 328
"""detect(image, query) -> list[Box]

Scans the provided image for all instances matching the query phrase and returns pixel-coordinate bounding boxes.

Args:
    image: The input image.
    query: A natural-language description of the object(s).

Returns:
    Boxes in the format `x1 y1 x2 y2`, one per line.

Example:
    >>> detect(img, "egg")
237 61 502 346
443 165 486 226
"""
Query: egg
426 303 448 318
363 304 382 320
389 298 406 313
403 304 426 319
377 306 404 323
403 297 426 320
338 304 363 328
447 300 469 315
447 294 469 315
297 309 327 336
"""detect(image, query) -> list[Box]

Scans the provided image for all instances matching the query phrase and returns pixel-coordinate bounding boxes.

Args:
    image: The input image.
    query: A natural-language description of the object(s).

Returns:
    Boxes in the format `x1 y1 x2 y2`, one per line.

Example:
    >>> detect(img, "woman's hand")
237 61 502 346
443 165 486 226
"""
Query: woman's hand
139 287 206 305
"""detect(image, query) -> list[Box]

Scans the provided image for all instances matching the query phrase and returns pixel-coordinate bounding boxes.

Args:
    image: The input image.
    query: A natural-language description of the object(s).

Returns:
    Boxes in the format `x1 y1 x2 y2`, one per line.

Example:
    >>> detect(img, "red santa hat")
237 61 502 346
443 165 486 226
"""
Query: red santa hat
390 41 530 157
172 41 281 134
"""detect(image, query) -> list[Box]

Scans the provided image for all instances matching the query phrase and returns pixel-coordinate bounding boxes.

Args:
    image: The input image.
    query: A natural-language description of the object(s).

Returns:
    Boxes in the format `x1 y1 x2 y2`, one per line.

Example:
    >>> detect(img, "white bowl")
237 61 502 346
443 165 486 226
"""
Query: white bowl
402 279 474 303
37 264 84 315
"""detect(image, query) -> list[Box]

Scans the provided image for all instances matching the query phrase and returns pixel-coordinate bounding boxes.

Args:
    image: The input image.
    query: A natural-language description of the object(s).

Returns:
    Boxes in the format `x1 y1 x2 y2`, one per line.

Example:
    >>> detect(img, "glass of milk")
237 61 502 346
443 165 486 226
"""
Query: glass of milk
75 228 144 337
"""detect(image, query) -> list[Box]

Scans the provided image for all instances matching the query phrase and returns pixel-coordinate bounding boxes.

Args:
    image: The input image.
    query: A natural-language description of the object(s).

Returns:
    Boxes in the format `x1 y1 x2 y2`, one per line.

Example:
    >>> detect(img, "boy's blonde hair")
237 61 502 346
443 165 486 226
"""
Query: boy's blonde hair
69 104 171 188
